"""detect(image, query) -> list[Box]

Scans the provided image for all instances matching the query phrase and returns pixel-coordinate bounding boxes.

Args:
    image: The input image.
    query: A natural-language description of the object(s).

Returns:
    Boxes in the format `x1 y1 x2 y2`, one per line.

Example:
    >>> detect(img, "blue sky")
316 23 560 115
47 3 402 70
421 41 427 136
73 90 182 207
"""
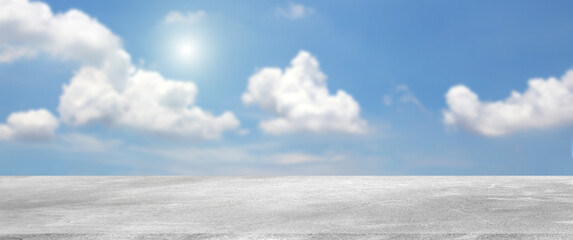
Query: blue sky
2 0 573 175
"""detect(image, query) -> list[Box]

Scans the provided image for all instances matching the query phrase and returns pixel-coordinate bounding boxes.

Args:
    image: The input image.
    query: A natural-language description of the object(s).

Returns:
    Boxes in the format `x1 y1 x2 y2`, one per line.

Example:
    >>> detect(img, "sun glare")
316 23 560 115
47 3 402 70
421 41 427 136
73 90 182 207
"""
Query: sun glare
181 44 195 57
177 40 199 61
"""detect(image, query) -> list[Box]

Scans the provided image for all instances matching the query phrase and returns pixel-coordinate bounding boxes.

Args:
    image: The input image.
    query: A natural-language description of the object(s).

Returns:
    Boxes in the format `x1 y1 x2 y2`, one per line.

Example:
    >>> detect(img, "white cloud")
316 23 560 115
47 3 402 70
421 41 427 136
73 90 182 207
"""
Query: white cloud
0 0 130 87
0 0 239 140
0 109 59 141
242 50 367 135
443 70 573 136
276 3 314 19
163 10 205 24
59 67 240 139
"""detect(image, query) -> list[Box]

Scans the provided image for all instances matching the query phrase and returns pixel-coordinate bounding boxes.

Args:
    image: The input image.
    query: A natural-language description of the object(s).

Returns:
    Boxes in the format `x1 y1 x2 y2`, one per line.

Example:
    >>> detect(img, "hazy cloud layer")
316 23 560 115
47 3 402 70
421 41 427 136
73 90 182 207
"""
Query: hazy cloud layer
0 109 59 141
59 133 122 152
276 3 314 19
243 51 367 135
443 70 573 136
163 10 206 24
136 143 347 166
0 0 239 140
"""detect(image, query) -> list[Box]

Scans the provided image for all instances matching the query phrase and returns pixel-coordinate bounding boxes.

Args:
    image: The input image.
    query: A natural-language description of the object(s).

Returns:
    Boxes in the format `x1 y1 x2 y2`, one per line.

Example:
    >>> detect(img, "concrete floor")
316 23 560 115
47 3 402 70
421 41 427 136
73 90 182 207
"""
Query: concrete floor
1 177 573 239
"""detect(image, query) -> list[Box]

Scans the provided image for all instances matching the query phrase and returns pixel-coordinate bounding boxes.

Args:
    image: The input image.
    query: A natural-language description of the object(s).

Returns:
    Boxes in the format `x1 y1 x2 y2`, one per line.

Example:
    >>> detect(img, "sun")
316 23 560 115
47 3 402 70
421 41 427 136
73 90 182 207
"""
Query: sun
181 43 195 57
168 36 208 69
177 41 199 61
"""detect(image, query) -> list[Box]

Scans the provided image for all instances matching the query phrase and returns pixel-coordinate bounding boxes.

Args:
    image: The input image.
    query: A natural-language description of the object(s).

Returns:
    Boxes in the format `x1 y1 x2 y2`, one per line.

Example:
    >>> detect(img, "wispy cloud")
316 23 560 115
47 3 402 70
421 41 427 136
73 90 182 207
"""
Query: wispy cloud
163 10 206 24
400 153 473 169
273 152 346 165
383 84 427 113
276 3 314 20
0 45 37 63
59 133 122 152
129 143 363 175
132 143 346 166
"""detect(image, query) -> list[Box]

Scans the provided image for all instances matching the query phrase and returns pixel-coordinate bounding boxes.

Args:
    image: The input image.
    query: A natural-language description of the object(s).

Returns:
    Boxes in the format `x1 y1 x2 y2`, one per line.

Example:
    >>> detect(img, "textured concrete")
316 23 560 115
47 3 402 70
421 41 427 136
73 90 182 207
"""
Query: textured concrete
1 177 573 239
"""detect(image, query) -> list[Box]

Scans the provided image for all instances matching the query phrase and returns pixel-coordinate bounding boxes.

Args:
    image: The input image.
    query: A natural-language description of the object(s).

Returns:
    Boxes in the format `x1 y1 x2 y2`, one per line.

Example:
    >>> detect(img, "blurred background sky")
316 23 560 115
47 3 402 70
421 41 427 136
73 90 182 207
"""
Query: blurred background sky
2 0 573 175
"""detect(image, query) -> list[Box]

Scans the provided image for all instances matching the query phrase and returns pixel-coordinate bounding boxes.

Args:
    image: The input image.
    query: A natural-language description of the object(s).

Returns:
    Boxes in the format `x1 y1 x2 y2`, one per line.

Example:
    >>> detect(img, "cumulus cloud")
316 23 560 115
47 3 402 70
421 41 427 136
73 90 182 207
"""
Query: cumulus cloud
0 109 59 141
0 0 239 140
163 10 205 24
242 50 367 135
443 70 573 136
59 67 240 139
0 0 130 87
276 3 314 19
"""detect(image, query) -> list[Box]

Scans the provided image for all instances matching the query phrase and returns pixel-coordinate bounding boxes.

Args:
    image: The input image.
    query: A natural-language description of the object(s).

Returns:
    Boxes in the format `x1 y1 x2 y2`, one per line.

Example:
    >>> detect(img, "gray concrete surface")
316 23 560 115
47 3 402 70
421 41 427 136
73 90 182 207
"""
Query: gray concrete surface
1 177 573 239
